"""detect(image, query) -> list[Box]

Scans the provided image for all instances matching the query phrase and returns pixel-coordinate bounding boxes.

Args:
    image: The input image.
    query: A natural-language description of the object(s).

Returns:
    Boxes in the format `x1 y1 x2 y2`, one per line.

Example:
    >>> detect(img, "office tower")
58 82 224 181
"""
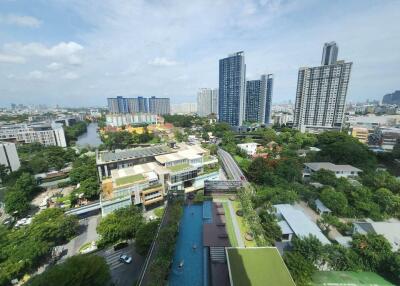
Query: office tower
149 96 170 115
197 88 218 117
219 51 246 127
0 142 20 172
321 41 338 66
294 42 352 132
245 74 273 124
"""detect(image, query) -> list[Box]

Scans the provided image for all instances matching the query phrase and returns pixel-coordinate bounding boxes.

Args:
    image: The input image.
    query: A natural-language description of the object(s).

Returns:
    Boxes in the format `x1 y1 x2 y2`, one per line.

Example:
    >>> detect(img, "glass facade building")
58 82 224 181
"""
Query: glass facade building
218 51 246 127
107 96 170 115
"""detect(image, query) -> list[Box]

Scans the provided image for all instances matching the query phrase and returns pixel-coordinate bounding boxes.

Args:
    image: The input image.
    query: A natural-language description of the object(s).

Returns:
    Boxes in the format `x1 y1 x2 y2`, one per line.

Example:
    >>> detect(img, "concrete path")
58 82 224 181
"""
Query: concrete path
227 200 244 247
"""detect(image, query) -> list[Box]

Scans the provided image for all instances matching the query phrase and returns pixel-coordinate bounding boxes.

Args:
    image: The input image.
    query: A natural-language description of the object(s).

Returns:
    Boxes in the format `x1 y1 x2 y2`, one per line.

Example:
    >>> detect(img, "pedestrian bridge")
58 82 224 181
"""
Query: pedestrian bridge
64 201 101 216
204 180 242 193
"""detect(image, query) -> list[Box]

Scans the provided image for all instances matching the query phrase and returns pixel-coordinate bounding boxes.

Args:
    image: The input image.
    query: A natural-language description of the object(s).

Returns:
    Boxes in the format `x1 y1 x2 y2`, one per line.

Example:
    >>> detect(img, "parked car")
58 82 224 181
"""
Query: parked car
113 241 128 251
119 254 132 264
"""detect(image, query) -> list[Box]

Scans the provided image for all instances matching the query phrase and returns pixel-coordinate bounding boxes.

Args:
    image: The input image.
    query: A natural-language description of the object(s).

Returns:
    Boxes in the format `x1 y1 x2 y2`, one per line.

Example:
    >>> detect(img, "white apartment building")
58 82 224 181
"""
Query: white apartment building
105 113 158 127
0 123 67 147
0 142 20 172
293 42 352 132
197 88 218 117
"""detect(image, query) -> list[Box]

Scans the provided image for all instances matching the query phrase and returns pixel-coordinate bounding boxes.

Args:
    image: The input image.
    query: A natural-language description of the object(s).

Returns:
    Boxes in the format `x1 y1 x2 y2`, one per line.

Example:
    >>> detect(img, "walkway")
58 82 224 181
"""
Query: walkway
227 200 244 247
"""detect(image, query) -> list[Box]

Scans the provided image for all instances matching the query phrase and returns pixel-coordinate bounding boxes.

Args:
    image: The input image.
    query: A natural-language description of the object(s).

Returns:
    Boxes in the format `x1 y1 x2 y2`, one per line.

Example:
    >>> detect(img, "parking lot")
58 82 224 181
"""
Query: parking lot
97 243 144 286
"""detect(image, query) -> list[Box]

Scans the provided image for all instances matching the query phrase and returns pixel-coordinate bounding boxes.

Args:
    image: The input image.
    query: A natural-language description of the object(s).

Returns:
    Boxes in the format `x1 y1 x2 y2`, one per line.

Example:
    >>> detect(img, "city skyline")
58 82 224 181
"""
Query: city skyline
0 1 399 107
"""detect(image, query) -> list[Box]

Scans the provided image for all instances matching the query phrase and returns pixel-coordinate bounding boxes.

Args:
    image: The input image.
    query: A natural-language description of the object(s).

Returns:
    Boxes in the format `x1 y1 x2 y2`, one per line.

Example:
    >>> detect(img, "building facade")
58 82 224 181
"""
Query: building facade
293 42 352 132
244 74 273 124
105 113 158 127
107 96 170 115
197 88 218 117
0 123 67 147
0 142 20 172
218 51 246 127
321 41 338 66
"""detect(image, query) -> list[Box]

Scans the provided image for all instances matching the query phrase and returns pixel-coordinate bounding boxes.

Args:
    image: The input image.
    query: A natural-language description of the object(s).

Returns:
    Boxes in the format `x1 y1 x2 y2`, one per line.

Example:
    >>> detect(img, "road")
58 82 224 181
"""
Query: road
218 148 249 186
97 243 144 286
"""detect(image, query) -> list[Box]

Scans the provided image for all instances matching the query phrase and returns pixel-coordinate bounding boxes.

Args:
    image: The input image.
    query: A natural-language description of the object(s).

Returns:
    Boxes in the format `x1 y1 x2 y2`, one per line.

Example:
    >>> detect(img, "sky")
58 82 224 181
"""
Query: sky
0 0 399 107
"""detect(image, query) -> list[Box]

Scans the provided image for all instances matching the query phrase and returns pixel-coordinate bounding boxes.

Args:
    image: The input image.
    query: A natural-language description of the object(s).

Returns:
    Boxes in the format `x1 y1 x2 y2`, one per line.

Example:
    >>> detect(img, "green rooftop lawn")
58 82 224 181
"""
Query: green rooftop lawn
223 202 238 247
227 247 295 286
167 163 191 172
312 271 394 286
115 174 145 186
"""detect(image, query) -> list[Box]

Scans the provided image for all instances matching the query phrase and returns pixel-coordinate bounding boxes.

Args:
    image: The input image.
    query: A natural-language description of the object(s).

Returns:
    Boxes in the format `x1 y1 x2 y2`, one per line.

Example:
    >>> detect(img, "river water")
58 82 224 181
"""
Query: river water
76 122 103 148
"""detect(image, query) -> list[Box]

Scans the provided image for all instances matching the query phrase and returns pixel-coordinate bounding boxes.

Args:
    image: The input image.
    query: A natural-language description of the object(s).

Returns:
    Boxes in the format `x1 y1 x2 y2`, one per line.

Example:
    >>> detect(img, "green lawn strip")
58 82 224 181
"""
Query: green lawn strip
222 202 238 247
115 174 145 186
167 163 191 172
227 248 295 286
232 201 257 247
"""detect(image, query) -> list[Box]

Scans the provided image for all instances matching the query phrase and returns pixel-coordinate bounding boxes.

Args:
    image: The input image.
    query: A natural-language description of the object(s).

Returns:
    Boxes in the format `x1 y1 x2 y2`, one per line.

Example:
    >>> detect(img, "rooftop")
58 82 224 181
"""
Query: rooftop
167 163 192 173
226 247 295 286
312 271 394 286
304 162 362 173
354 219 400 251
274 204 331 245
97 145 171 164
115 174 145 186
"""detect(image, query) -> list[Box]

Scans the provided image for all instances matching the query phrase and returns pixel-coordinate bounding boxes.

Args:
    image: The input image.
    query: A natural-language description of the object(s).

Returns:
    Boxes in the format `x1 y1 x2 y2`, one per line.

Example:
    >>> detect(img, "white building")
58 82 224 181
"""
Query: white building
0 142 20 172
106 113 158 127
293 42 352 132
237 143 259 156
197 88 218 117
303 162 362 178
0 123 67 147
171 103 197 114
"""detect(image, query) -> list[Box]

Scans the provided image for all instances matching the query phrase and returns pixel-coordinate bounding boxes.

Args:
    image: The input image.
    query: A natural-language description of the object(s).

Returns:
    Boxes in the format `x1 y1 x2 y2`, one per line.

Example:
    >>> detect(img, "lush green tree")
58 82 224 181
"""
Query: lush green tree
374 188 395 214
320 187 348 216
382 252 400 285
27 255 111 286
258 208 282 242
136 220 160 255
284 251 316 286
4 189 30 216
0 164 10 182
324 244 363 271
310 169 337 186
69 156 98 186
361 170 400 194
247 157 273 185
76 178 99 199
291 235 324 265
275 157 302 182
97 205 144 246
64 121 88 144
351 233 392 271
254 186 298 207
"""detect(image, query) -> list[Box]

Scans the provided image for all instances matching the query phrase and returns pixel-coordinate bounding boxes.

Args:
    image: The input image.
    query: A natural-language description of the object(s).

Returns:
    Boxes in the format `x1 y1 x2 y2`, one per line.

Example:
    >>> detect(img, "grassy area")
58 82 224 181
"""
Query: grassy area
311 271 394 286
226 247 295 286
232 201 257 247
203 155 216 162
154 207 165 218
222 202 239 247
115 174 145 186
167 163 191 172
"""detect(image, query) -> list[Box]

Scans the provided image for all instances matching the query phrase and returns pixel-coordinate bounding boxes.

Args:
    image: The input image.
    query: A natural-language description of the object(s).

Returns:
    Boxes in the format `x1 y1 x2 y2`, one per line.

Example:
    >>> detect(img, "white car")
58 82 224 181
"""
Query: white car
119 254 132 264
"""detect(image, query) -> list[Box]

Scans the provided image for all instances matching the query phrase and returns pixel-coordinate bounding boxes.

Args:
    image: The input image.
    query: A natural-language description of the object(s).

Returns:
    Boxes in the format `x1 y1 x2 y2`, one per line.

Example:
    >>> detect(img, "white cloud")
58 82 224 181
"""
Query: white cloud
27 70 46 80
63 72 79 80
0 53 25 64
0 14 41 28
47 62 63 70
148 57 178 67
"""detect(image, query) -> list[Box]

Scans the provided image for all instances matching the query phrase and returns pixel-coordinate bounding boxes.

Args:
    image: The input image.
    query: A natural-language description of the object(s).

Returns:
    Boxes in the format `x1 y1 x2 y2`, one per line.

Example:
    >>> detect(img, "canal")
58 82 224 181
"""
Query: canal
76 122 103 148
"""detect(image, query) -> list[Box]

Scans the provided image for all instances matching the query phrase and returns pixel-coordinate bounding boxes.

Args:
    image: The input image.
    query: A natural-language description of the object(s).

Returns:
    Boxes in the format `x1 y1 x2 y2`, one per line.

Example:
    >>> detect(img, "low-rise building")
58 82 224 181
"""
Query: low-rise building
351 127 370 144
237 143 259 156
369 127 400 150
0 141 20 172
353 219 400 251
0 123 66 147
106 113 158 127
303 162 362 178
274 204 331 245
99 143 219 215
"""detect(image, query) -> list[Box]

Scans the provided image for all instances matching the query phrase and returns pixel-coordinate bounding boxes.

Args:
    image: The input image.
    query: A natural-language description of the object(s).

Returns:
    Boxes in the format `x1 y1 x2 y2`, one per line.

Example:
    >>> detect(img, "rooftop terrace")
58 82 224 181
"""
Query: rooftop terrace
97 145 171 164
115 174 145 186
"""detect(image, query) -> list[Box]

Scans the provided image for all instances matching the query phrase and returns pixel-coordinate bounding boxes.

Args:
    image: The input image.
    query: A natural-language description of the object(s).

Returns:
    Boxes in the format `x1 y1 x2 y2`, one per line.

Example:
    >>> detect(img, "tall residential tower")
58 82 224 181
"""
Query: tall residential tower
293 42 352 132
245 74 273 124
197 88 218 117
218 52 246 127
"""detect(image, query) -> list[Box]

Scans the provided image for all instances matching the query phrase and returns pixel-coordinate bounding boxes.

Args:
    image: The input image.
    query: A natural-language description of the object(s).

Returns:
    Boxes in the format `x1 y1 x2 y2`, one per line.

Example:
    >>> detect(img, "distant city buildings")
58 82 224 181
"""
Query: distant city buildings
107 96 170 115
197 88 218 117
218 51 246 127
0 141 20 172
171 103 197 114
245 74 273 124
106 113 158 127
0 123 67 147
382 90 400 105
293 42 352 132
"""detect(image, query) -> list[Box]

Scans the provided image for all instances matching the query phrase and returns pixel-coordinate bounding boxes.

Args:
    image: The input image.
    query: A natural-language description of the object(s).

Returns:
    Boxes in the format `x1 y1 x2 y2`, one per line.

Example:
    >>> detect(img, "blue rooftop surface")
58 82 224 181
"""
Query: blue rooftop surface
274 204 331 245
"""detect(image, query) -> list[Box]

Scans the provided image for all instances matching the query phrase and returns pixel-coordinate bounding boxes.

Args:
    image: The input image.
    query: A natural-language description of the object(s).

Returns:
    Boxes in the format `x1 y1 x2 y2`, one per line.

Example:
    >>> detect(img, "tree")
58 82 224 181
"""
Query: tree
373 188 395 214
0 164 10 182
284 251 316 286
275 157 302 182
97 205 144 246
351 233 392 271
4 189 30 216
136 220 160 255
27 255 111 286
320 187 348 215
310 169 337 186
291 235 324 265
247 157 273 185
77 178 99 199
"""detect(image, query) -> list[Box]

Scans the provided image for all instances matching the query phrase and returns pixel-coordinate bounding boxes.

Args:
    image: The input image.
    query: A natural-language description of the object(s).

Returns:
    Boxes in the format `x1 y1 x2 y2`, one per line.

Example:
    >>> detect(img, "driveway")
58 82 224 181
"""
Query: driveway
97 243 144 286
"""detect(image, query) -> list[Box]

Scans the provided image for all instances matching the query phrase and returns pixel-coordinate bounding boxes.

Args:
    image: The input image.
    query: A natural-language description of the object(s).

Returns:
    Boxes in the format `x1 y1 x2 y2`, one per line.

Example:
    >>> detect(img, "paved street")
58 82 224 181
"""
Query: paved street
97 243 145 286
218 148 249 186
